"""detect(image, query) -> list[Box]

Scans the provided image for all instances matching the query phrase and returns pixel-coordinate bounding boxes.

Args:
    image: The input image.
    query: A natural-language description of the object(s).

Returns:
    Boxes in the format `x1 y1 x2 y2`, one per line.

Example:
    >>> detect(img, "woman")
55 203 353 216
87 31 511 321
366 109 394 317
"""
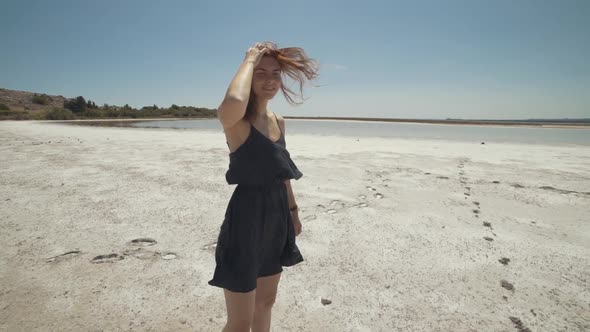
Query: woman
208 42 319 331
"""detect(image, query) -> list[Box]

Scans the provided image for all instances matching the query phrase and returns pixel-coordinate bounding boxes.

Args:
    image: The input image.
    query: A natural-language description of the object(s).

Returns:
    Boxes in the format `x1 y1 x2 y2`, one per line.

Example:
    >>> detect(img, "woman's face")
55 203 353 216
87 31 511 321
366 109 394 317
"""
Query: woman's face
252 56 282 100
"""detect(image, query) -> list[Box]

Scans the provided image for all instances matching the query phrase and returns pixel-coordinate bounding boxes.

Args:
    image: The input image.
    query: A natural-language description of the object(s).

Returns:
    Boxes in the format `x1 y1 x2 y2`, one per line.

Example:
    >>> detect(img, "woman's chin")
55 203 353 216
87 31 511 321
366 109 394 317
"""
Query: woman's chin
261 91 277 99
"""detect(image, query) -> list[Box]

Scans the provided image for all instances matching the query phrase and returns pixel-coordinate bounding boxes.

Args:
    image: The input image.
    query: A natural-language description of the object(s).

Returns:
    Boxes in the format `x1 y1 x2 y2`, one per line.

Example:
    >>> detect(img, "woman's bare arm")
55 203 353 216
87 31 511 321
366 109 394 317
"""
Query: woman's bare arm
285 179 297 209
217 60 254 128
217 45 268 129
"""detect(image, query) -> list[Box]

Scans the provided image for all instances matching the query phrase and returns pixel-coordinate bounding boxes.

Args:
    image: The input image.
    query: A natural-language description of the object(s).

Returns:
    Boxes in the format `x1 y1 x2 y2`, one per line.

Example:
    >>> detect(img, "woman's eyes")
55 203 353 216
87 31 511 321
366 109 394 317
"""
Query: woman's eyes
256 73 281 77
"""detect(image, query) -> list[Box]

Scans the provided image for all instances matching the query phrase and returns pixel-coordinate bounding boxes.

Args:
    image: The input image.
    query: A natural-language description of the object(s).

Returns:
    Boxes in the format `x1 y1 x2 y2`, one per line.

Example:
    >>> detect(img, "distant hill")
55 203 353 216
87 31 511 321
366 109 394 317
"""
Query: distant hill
0 88 217 120
0 88 68 112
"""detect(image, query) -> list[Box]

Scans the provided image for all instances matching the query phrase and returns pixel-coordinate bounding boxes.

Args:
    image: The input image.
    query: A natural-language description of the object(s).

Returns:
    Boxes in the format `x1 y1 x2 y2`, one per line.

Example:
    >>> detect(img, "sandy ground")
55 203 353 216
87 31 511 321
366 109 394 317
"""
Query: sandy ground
1 120 589 332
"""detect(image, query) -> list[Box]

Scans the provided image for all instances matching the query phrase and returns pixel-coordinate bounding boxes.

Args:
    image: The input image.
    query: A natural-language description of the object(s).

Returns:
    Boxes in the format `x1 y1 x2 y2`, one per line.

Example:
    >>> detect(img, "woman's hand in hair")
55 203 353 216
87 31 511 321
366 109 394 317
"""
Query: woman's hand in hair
244 43 268 67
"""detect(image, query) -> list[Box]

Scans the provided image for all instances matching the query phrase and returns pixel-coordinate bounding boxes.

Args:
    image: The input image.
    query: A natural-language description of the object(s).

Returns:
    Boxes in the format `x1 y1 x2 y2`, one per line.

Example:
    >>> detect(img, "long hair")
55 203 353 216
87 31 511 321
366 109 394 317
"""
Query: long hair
244 42 319 121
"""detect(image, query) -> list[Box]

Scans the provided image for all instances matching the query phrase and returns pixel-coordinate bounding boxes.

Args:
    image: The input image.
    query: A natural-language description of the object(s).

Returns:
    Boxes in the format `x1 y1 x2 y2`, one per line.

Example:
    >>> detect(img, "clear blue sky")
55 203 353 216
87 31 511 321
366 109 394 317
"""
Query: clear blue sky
1 0 589 119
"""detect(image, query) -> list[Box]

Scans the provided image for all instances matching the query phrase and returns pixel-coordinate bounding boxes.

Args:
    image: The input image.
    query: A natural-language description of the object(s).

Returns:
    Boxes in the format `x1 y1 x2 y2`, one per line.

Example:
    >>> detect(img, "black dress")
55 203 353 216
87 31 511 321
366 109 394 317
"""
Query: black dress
208 113 305 293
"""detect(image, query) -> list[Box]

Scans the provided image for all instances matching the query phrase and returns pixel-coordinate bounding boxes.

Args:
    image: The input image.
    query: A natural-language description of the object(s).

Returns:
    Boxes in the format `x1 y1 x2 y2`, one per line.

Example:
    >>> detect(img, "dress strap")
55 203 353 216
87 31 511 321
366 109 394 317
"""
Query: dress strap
273 112 282 135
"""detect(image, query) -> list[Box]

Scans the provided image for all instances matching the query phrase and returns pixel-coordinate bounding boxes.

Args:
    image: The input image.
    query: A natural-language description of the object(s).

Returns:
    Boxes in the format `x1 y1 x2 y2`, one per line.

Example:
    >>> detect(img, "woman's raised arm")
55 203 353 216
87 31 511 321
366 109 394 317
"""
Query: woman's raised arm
217 44 268 129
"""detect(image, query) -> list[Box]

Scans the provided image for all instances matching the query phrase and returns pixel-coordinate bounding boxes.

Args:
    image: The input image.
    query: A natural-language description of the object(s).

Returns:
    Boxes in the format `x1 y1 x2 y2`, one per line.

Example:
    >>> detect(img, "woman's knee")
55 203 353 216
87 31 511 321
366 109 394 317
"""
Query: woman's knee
254 293 277 311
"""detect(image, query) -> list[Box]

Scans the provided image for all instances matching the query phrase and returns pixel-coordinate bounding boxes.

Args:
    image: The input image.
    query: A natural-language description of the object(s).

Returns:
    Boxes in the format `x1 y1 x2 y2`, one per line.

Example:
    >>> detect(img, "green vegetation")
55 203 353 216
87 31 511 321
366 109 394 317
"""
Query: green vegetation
0 109 30 120
63 96 88 113
0 110 15 116
0 93 217 120
32 94 52 105
45 108 75 120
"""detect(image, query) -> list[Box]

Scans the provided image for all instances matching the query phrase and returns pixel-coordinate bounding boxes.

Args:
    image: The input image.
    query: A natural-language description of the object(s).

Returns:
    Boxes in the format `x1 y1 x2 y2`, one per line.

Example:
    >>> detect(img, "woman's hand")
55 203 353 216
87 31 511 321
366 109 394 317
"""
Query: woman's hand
291 211 302 236
244 42 268 67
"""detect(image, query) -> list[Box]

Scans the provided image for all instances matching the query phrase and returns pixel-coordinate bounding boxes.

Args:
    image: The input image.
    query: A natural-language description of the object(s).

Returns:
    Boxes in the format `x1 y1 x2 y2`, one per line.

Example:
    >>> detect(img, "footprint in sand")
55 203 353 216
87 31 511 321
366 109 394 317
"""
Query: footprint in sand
330 200 345 208
202 242 217 251
326 200 346 213
303 215 317 221
90 253 124 264
374 193 384 199
500 279 515 291
123 247 178 260
358 194 367 200
483 221 492 228
366 186 377 191
160 252 178 260
122 248 159 260
47 250 81 263
128 238 157 247
508 316 531 332
498 257 510 265
354 202 369 208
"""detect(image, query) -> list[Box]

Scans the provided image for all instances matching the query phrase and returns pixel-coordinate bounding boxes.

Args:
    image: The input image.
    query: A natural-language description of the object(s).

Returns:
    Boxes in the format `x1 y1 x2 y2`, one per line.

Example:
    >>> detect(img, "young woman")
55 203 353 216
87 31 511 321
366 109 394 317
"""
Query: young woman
208 42 319 331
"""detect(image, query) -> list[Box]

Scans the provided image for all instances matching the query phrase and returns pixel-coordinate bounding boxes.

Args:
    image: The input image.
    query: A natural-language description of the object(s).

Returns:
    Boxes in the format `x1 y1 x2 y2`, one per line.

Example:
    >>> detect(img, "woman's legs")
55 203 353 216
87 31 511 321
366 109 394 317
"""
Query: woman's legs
251 272 282 332
222 288 256 332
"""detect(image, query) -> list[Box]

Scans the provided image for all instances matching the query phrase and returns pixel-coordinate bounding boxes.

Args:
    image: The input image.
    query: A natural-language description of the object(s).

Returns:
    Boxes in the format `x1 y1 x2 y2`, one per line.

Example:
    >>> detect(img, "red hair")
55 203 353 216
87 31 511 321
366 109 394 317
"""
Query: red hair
245 41 319 120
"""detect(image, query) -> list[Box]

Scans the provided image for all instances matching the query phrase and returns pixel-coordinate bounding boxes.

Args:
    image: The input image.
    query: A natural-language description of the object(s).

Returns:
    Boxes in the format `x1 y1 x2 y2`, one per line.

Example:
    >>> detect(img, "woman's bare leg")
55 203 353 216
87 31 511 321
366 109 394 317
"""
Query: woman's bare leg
222 288 256 332
251 272 282 332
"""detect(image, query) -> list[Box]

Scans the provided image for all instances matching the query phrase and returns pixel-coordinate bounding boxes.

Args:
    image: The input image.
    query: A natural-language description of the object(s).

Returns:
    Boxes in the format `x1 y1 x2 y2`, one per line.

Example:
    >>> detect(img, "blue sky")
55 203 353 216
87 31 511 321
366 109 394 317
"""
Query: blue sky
1 0 589 119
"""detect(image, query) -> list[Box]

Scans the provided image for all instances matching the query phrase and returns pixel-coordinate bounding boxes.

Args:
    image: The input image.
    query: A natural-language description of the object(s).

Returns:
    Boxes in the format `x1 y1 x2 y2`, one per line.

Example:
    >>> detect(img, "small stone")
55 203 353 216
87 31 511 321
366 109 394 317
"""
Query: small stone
321 298 332 305
498 257 510 265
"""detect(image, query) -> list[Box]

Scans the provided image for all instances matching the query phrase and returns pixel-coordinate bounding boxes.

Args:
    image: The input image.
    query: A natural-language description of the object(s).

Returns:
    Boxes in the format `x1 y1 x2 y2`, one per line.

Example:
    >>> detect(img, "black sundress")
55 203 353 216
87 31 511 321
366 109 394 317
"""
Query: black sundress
208 113 304 293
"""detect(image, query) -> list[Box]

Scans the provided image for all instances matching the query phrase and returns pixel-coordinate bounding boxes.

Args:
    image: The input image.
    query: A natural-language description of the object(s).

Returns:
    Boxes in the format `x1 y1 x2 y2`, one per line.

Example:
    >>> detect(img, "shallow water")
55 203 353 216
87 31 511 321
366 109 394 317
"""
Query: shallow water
129 119 590 146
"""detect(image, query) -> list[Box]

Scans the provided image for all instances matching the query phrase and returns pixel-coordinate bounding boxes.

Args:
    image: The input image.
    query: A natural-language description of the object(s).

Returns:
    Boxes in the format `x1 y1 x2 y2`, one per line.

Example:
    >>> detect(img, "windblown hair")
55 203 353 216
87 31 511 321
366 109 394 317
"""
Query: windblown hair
245 41 319 121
